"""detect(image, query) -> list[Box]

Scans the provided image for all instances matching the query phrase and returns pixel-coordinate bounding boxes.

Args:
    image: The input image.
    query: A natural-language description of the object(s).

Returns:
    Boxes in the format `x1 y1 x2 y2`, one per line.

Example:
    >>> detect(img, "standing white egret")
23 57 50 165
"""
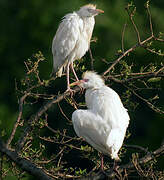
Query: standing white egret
71 71 130 169
52 5 104 92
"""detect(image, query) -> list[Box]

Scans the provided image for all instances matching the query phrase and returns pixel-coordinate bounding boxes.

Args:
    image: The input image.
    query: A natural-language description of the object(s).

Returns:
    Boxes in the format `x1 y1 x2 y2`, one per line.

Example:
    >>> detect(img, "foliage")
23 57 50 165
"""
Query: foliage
0 1 164 179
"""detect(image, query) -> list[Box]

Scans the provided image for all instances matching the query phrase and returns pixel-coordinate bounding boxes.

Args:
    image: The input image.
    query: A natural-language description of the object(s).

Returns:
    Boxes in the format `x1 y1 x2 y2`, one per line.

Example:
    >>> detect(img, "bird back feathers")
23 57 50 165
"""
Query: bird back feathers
81 4 96 9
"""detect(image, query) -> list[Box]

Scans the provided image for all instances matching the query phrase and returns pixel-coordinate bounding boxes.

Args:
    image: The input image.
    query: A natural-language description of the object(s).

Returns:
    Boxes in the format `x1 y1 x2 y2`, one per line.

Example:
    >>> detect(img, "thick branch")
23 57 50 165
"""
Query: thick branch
0 139 52 180
78 144 164 180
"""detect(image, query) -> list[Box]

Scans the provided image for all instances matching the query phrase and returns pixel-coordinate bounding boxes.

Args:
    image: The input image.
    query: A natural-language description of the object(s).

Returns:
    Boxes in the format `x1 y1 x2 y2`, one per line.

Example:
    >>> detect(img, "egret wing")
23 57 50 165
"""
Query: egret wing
85 87 129 159
72 109 111 155
91 87 130 130
52 13 81 72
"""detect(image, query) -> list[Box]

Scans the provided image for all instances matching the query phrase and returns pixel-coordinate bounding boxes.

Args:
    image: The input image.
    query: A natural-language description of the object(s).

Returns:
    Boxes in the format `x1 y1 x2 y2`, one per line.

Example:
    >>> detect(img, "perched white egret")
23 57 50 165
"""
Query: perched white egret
52 4 104 92
71 71 130 169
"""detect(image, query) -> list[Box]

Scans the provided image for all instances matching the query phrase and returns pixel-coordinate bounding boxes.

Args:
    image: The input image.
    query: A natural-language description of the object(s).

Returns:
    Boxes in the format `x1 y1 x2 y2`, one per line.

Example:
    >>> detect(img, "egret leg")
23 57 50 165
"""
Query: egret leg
113 160 120 172
70 62 84 94
70 62 79 81
100 153 104 170
66 62 74 92
66 62 75 96
66 62 71 90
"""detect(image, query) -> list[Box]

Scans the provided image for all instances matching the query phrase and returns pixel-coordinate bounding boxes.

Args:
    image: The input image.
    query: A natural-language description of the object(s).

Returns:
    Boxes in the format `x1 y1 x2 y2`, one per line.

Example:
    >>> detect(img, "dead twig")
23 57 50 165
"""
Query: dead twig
0 139 52 180
16 86 81 152
89 48 95 70
125 85 164 114
121 23 127 53
6 93 30 148
77 144 164 179
103 36 154 76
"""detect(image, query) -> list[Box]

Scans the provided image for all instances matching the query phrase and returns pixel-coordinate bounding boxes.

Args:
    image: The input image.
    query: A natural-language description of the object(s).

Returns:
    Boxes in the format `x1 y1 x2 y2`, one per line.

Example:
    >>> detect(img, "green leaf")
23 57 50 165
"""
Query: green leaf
147 77 161 83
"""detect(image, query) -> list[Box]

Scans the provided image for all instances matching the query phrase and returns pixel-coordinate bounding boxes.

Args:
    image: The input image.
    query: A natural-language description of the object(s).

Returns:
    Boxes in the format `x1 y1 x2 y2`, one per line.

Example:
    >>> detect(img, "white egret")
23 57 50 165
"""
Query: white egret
52 5 104 92
71 71 130 169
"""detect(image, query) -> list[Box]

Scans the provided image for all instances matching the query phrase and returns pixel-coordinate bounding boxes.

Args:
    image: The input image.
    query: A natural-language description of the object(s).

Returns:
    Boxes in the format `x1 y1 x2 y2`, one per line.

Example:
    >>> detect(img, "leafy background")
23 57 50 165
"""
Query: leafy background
0 0 164 179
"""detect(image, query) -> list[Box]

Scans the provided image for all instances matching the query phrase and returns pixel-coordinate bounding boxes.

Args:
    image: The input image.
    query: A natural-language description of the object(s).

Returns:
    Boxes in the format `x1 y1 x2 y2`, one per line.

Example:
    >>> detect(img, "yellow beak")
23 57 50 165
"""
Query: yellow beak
69 80 84 87
96 9 104 14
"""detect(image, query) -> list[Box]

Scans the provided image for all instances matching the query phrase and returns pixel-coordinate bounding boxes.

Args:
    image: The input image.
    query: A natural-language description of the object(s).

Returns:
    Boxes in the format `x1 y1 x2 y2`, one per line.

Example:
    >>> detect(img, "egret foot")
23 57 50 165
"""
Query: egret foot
79 86 85 94
66 87 75 97
113 160 121 175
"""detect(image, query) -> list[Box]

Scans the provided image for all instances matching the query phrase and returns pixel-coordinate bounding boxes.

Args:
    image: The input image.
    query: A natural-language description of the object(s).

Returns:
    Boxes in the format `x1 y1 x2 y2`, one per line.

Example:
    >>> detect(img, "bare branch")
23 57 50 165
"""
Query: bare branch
16 86 81 152
103 36 154 76
105 72 164 83
89 48 95 70
77 144 164 180
146 1 154 36
155 66 164 75
124 144 149 153
6 93 30 148
126 5 141 43
58 102 71 122
121 23 127 53
0 139 52 180
125 85 164 114
2 3 164 179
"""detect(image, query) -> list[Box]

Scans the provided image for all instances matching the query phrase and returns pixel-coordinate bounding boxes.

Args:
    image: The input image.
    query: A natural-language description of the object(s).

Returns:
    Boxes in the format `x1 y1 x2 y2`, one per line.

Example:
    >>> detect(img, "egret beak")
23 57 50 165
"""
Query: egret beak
70 80 83 87
96 9 104 14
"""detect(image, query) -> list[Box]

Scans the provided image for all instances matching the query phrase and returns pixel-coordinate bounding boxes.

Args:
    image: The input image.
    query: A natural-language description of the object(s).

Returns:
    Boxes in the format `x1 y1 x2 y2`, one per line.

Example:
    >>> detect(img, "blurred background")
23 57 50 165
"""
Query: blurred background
0 0 164 179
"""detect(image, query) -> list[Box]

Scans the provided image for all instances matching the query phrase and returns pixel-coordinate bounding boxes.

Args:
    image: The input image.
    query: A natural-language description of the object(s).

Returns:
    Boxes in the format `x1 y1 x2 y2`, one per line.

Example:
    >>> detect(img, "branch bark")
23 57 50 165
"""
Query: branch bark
78 144 164 180
103 36 154 76
0 139 52 180
16 86 80 152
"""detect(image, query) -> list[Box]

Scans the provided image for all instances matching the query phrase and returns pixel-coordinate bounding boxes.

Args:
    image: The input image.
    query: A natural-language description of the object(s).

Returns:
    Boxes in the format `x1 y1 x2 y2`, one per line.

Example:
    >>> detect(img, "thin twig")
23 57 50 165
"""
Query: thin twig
154 66 164 76
142 46 164 56
0 153 3 180
125 85 164 114
0 139 52 180
121 23 127 53
104 36 154 75
89 48 94 70
106 72 164 83
6 93 30 148
103 35 154 75
58 102 71 122
45 124 81 142
124 144 148 153
16 87 80 152
78 144 164 179
126 6 141 43
146 1 154 36
39 136 82 151
154 37 164 42
16 86 80 152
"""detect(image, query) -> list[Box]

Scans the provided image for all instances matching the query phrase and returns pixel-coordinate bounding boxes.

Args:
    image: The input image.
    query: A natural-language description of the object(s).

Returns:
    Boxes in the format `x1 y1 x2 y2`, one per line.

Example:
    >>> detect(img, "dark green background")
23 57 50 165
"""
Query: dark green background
0 0 164 178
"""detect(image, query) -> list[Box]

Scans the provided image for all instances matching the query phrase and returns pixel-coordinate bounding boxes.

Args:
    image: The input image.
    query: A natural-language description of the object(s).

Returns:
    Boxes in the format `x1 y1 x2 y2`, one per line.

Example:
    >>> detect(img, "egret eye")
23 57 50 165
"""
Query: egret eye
83 79 89 82
88 9 94 13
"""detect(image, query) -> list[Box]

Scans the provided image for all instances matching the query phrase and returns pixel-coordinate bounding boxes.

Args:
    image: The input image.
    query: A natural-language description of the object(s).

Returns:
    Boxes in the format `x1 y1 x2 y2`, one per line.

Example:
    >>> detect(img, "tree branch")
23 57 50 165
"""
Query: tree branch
106 72 164 83
78 144 164 180
0 139 52 180
6 93 30 148
16 86 80 152
103 35 154 76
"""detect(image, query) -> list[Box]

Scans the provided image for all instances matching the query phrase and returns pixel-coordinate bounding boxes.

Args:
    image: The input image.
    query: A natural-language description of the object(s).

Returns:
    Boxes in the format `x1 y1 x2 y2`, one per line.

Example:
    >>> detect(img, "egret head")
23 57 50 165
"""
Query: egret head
77 4 104 18
70 71 105 89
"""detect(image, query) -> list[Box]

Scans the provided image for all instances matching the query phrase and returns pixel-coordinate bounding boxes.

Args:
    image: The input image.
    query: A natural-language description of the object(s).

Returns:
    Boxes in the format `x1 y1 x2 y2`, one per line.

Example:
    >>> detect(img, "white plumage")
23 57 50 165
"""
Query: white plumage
52 5 104 91
71 71 130 165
